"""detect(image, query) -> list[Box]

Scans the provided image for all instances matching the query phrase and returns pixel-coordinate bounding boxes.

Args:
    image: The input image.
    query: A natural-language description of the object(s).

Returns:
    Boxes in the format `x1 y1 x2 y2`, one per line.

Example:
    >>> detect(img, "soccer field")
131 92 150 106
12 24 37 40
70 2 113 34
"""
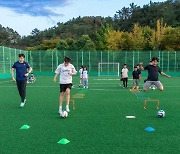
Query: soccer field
0 76 180 154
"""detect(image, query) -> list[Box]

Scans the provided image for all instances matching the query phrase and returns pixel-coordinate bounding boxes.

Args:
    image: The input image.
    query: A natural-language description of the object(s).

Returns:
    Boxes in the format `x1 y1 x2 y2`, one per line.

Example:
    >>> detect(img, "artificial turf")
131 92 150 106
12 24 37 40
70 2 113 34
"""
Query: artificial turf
0 75 180 154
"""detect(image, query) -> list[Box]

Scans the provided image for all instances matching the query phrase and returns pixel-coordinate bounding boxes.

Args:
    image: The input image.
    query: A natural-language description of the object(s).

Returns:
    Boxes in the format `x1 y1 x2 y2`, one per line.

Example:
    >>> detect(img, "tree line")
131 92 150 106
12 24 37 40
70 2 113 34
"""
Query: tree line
0 0 179 51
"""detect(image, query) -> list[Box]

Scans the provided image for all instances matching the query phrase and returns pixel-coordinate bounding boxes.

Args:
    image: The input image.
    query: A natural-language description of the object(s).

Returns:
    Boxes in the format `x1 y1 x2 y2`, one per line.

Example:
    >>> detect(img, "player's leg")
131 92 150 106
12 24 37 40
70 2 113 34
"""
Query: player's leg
59 92 65 114
143 81 152 91
136 79 139 90
125 78 128 88
83 78 86 88
154 81 164 91
21 80 27 102
16 80 22 99
122 78 125 88
79 77 82 87
65 88 71 112
132 79 136 89
86 79 88 88
59 84 65 114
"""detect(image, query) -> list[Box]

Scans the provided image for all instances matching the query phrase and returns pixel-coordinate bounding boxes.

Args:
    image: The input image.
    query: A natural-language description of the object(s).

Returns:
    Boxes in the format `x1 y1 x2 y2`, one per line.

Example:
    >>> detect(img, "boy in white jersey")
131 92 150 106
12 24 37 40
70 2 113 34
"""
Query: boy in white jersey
79 66 83 87
53 56 77 115
82 67 88 88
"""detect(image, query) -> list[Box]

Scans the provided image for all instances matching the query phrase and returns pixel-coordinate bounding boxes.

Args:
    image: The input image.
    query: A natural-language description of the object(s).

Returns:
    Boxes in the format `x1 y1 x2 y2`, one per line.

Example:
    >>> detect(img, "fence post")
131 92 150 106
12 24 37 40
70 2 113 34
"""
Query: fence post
76 51 78 69
81 50 83 65
167 51 169 72
39 51 42 72
56 50 58 67
15 48 16 61
101 51 102 72
133 51 135 70
52 51 54 72
175 51 177 72
125 51 127 64
9 47 12 73
89 51 91 72
158 51 161 67
108 51 109 75
2 46 5 74
162 51 163 71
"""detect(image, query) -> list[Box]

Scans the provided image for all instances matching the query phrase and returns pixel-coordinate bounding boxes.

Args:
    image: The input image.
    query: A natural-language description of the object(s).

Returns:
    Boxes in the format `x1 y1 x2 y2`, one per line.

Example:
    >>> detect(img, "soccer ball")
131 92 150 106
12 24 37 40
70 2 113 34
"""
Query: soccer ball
157 110 165 118
60 111 68 118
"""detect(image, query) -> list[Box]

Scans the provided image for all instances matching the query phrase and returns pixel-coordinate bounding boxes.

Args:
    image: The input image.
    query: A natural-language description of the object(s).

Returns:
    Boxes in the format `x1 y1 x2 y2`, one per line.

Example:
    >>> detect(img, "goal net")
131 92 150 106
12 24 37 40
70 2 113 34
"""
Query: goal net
98 63 120 76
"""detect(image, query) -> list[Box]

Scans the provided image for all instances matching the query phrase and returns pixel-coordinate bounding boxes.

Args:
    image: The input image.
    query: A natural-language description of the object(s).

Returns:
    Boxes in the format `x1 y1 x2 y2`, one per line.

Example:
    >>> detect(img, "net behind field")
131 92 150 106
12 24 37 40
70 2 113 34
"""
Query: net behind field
0 46 180 78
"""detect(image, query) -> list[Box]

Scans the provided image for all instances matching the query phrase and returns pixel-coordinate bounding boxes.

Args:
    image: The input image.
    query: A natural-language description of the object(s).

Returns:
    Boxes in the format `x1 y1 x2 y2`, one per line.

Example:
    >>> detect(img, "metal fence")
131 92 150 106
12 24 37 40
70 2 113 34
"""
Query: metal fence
0 46 180 75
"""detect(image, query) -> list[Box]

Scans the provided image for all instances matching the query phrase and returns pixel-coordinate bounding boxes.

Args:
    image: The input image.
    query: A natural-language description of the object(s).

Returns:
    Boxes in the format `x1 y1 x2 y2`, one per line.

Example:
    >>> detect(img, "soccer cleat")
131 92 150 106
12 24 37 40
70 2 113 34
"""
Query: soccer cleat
66 106 70 112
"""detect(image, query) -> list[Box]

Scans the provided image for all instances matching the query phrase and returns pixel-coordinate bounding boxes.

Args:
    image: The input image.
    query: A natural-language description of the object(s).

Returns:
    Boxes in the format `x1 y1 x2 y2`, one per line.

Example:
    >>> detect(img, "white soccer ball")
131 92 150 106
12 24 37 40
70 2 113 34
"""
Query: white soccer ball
157 110 165 118
60 111 68 118
152 86 156 90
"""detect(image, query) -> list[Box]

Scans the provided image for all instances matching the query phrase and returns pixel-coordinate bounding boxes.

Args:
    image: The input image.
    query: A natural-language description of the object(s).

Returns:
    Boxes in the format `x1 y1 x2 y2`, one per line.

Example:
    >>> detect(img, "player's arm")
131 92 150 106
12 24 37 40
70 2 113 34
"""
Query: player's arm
70 67 77 76
53 73 59 83
25 67 33 77
11 68 16 82
161 72 171 78
139 62 144 70
54 66 60 82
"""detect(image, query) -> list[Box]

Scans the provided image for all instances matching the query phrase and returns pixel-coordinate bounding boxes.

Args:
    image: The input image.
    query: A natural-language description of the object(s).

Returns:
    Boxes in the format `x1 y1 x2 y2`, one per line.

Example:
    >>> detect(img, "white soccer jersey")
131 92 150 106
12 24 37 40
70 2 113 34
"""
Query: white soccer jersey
82 70 88 79
79 68 83 78
55 63 77 84
122 68 128 78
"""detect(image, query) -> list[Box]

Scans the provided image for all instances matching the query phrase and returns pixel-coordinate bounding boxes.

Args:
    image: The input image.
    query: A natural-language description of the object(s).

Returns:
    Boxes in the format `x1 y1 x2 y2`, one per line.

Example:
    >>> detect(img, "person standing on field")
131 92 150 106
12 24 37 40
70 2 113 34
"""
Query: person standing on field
12 54 32 107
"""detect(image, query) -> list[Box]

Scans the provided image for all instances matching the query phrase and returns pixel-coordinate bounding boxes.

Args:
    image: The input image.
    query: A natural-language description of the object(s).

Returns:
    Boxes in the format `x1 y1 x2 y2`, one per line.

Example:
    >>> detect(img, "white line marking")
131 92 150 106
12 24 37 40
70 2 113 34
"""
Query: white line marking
0 80 11 84
93 79 133 81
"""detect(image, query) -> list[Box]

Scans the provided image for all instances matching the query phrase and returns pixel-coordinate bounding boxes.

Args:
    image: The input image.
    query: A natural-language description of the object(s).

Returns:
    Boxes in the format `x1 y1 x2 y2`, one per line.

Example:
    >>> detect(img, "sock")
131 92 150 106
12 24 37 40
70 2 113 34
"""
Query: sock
59 106 62 113
66 105 69 108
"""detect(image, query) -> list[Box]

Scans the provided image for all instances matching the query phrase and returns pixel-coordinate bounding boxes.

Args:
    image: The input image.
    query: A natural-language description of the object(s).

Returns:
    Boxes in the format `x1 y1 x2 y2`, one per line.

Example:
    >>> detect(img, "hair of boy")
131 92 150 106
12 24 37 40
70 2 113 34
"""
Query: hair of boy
124 64 127 66
151 57 159 62
134 66 137 68
64 56 71 63
19 54 25 58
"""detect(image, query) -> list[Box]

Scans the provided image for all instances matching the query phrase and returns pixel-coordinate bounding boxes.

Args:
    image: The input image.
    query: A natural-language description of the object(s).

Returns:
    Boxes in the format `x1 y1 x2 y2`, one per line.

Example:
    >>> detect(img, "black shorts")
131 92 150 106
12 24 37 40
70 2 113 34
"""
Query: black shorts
60 83 72 92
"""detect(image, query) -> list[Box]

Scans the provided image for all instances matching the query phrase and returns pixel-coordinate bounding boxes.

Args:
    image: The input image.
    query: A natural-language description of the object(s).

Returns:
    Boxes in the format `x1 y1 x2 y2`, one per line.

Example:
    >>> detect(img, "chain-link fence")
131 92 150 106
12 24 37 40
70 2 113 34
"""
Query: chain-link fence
0 46 180 76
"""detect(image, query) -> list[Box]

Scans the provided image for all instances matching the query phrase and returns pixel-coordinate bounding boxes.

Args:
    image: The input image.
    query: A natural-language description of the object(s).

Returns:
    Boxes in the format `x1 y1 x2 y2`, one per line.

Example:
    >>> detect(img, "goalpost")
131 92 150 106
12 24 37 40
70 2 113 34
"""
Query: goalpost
98 63 120 76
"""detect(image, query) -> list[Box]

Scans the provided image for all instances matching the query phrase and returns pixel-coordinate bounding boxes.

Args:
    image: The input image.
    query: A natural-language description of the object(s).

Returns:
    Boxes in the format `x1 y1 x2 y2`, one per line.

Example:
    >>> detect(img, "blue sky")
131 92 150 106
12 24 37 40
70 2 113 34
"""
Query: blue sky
0 0 166 36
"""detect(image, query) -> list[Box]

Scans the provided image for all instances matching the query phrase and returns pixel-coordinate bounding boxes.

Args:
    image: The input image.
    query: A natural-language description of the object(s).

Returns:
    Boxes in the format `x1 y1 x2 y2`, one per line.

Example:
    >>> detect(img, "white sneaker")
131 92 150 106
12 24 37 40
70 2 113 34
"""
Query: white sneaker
86 86 88 88
58 107 62 114
66 106 70 112
20 99 26 107
83 86 85 88
20 102 25 107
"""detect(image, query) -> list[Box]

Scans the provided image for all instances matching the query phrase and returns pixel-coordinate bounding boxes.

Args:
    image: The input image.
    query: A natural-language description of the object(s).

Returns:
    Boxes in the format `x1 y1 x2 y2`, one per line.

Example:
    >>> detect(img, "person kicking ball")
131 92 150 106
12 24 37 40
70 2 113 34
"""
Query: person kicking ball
53 56 77 115
139 57 171 91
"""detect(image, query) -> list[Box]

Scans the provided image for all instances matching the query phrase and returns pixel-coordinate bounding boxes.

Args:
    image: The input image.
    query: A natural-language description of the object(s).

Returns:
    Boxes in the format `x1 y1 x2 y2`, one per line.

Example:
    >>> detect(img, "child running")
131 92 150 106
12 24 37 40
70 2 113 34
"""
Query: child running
139 57 171 91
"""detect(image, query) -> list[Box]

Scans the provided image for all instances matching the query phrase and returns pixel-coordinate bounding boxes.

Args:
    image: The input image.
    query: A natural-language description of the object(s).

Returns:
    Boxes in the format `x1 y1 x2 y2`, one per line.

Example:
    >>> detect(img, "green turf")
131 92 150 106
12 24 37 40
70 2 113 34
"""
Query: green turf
0 76 180 154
